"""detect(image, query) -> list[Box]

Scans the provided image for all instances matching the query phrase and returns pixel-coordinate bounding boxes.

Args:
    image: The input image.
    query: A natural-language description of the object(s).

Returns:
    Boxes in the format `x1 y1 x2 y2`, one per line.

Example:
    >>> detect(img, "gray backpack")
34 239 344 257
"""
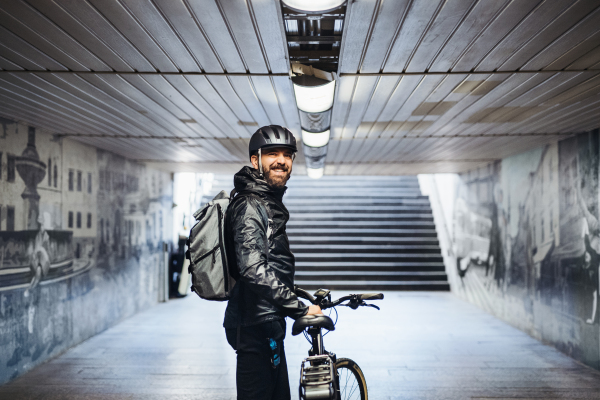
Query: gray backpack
185 190 263 301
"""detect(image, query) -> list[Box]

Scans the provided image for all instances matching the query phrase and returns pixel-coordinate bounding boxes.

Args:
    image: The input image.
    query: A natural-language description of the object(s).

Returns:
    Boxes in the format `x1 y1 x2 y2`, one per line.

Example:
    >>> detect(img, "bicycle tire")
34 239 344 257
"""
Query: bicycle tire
335 358 367 400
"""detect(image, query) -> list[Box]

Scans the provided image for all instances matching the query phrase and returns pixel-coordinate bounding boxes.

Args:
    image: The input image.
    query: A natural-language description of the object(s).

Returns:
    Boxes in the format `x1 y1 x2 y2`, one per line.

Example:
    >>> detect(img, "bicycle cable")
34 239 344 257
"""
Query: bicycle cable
303 330 311 344
322 306 338 337
302 305 339 343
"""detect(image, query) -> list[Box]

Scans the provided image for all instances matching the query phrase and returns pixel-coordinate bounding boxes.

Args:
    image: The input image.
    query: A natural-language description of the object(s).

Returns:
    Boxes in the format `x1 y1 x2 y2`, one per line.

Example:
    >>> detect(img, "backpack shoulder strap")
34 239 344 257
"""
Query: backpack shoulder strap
230 190 269 215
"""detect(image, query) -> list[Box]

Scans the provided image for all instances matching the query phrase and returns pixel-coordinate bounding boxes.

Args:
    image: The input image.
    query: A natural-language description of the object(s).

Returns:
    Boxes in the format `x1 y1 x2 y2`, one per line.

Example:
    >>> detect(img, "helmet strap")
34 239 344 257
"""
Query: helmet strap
258 148 264 177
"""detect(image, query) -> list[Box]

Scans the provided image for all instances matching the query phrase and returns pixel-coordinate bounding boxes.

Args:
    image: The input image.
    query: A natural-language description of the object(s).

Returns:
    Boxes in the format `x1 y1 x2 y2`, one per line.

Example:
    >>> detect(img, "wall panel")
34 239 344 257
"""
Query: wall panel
0 119 173 385
444 129 600 370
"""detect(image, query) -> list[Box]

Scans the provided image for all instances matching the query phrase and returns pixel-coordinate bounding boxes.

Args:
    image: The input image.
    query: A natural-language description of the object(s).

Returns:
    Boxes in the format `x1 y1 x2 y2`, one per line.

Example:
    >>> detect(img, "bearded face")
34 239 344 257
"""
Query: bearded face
263 158 292 189
252 147 294 189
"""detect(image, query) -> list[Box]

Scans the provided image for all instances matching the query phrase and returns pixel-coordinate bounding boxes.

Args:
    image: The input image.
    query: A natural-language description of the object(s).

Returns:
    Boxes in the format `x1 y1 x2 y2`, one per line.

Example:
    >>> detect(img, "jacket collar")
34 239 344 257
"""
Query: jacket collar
233 166 287 201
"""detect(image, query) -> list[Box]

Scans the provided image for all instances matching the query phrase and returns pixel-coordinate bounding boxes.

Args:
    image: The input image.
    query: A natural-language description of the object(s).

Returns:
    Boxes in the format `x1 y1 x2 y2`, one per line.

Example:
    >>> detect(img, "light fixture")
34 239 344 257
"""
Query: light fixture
306 167 324 179
292 75 336 113
303 144 327 169
282 0 345 13
299 109 331 133
302 130 330 148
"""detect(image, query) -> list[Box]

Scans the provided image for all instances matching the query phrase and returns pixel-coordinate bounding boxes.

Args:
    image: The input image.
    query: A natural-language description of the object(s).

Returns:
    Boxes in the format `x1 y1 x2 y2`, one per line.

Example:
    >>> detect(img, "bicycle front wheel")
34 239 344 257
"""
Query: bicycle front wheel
335 358 367 400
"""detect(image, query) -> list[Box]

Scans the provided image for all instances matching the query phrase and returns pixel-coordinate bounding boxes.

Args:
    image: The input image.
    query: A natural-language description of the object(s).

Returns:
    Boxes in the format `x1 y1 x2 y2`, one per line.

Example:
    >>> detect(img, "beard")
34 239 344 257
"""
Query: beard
263 161 291 189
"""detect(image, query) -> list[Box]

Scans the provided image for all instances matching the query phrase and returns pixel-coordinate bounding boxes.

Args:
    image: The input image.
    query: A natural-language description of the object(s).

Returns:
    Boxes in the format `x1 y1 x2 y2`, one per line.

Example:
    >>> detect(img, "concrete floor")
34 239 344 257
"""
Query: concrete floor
2 292 600 400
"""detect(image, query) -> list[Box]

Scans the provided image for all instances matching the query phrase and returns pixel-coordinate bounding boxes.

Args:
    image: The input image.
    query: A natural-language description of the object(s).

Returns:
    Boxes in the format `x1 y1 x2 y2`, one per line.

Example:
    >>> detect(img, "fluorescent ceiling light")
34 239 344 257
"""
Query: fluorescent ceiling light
282 0 345 12
302 130 330 148
292 76 335 113
307 167 324 179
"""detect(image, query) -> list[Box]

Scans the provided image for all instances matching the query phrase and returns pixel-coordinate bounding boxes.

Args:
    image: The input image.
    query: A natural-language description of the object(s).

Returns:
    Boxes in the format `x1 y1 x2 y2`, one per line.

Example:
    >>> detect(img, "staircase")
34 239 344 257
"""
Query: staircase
285 175 450 291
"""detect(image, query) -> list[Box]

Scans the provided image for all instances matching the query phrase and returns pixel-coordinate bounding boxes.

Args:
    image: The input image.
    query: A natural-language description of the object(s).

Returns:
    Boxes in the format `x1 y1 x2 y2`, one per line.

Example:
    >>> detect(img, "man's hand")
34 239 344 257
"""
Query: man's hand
306 305 323 315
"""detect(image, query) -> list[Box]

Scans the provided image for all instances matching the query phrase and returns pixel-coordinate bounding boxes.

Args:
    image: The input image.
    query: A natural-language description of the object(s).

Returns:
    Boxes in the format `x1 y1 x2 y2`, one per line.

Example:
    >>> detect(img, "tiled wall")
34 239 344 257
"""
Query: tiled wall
0 120 173 384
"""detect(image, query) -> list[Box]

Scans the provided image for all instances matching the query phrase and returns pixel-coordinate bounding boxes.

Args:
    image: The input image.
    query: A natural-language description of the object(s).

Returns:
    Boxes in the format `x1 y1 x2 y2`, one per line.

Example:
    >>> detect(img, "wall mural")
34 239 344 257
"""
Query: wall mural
452 130 600 370
0 120 172 385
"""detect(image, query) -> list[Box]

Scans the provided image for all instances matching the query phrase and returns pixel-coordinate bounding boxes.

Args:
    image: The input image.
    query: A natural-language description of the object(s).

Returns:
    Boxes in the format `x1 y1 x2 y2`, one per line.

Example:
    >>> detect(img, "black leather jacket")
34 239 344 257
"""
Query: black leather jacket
223 166 308 328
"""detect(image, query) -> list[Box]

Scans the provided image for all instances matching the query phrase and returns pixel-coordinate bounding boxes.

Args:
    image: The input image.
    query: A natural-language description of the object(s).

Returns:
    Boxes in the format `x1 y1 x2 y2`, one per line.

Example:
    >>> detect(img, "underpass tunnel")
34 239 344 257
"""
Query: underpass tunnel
1 1 600 398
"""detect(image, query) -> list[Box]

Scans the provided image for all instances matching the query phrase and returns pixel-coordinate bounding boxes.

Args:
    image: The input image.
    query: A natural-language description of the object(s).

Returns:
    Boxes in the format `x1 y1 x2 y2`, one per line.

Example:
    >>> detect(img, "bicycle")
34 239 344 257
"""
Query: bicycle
293 286 384 400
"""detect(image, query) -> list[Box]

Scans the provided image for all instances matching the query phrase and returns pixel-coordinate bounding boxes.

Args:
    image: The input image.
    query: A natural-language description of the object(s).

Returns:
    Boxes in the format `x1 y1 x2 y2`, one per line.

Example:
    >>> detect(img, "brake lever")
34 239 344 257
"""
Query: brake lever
364 303 380 310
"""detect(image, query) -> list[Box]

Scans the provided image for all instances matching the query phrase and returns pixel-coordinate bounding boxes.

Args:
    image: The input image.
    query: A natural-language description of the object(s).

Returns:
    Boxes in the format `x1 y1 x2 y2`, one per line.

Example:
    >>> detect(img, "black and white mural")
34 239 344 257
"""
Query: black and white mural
451 130 600 370
0 119 172 384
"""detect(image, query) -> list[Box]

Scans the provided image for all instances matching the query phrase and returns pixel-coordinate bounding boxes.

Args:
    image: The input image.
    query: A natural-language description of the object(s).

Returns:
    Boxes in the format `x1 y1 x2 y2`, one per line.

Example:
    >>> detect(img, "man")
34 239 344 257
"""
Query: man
224 125 322 400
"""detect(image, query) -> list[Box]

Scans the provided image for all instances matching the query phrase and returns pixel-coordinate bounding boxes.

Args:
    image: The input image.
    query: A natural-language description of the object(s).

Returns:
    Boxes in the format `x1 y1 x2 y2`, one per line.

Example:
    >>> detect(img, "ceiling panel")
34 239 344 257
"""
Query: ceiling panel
379 0 445 73
0 1 110 71
80 73 202 138
331 70 600 143
0 73 140 136
271 75 301 135
426 0 511 73
0 0 599 175
205 75 257 131
161 74 238 138
0 24 64 70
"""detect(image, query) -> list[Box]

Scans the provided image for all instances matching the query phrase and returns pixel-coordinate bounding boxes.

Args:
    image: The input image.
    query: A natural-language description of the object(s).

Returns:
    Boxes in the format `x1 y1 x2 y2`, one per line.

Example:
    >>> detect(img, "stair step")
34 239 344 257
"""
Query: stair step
287 220 435 227
290 175 418 182
285 191 423 196
289 213 433 221
286 205 432 212
296 271 448 281
296 261 445 266
288 179 418 184
289 178 419 183
284 198 430 205
294 281 451 291
287 186 421 191
291 244 441 253
295 253 443 262
297 266 446 272
286 228 438 237
287 182 419 187
285 194 428 199
289 236 439 243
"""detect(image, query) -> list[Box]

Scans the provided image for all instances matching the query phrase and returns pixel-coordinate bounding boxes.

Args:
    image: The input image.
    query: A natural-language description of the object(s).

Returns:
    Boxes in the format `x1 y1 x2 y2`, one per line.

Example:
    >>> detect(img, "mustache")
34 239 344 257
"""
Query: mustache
268 162 289 172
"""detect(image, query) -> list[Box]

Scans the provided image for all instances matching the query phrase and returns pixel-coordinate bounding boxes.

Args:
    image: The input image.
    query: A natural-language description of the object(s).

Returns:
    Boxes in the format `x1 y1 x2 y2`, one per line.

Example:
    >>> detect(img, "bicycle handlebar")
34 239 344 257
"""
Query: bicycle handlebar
295 286 316 304
360 293 384 301
294 286 384 310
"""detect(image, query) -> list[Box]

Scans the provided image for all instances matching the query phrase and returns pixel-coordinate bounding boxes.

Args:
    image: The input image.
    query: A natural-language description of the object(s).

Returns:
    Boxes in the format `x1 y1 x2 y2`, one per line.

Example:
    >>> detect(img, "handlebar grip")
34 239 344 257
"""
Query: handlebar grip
294 286 317 304
359 293 384 300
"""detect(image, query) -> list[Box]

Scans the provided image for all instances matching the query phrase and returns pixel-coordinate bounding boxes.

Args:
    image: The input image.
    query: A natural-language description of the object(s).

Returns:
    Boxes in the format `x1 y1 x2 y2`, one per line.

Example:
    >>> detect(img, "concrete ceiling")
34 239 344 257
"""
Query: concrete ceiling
0 0 599 175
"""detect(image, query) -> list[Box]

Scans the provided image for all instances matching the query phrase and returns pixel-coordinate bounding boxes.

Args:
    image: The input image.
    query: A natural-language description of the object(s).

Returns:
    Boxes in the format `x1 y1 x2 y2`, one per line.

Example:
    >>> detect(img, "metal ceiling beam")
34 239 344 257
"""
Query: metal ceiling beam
0 70 290 76
1 70 595 76
57 132 573 139
134 159 497 163
339 70 600 76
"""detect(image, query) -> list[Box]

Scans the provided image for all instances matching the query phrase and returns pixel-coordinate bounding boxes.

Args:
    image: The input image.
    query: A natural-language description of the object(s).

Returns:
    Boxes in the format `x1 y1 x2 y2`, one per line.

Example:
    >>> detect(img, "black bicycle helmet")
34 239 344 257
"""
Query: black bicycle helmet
248 125 297 160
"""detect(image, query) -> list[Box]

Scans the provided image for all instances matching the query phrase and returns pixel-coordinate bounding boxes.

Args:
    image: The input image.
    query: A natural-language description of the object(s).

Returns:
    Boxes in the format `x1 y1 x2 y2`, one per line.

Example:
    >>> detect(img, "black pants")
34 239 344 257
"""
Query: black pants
226 320 290 400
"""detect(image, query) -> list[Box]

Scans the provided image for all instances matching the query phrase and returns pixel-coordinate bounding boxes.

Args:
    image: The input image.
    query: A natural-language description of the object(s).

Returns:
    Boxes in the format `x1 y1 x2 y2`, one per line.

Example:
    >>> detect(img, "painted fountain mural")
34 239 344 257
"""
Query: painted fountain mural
1 127 83 293
0 119 173 384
